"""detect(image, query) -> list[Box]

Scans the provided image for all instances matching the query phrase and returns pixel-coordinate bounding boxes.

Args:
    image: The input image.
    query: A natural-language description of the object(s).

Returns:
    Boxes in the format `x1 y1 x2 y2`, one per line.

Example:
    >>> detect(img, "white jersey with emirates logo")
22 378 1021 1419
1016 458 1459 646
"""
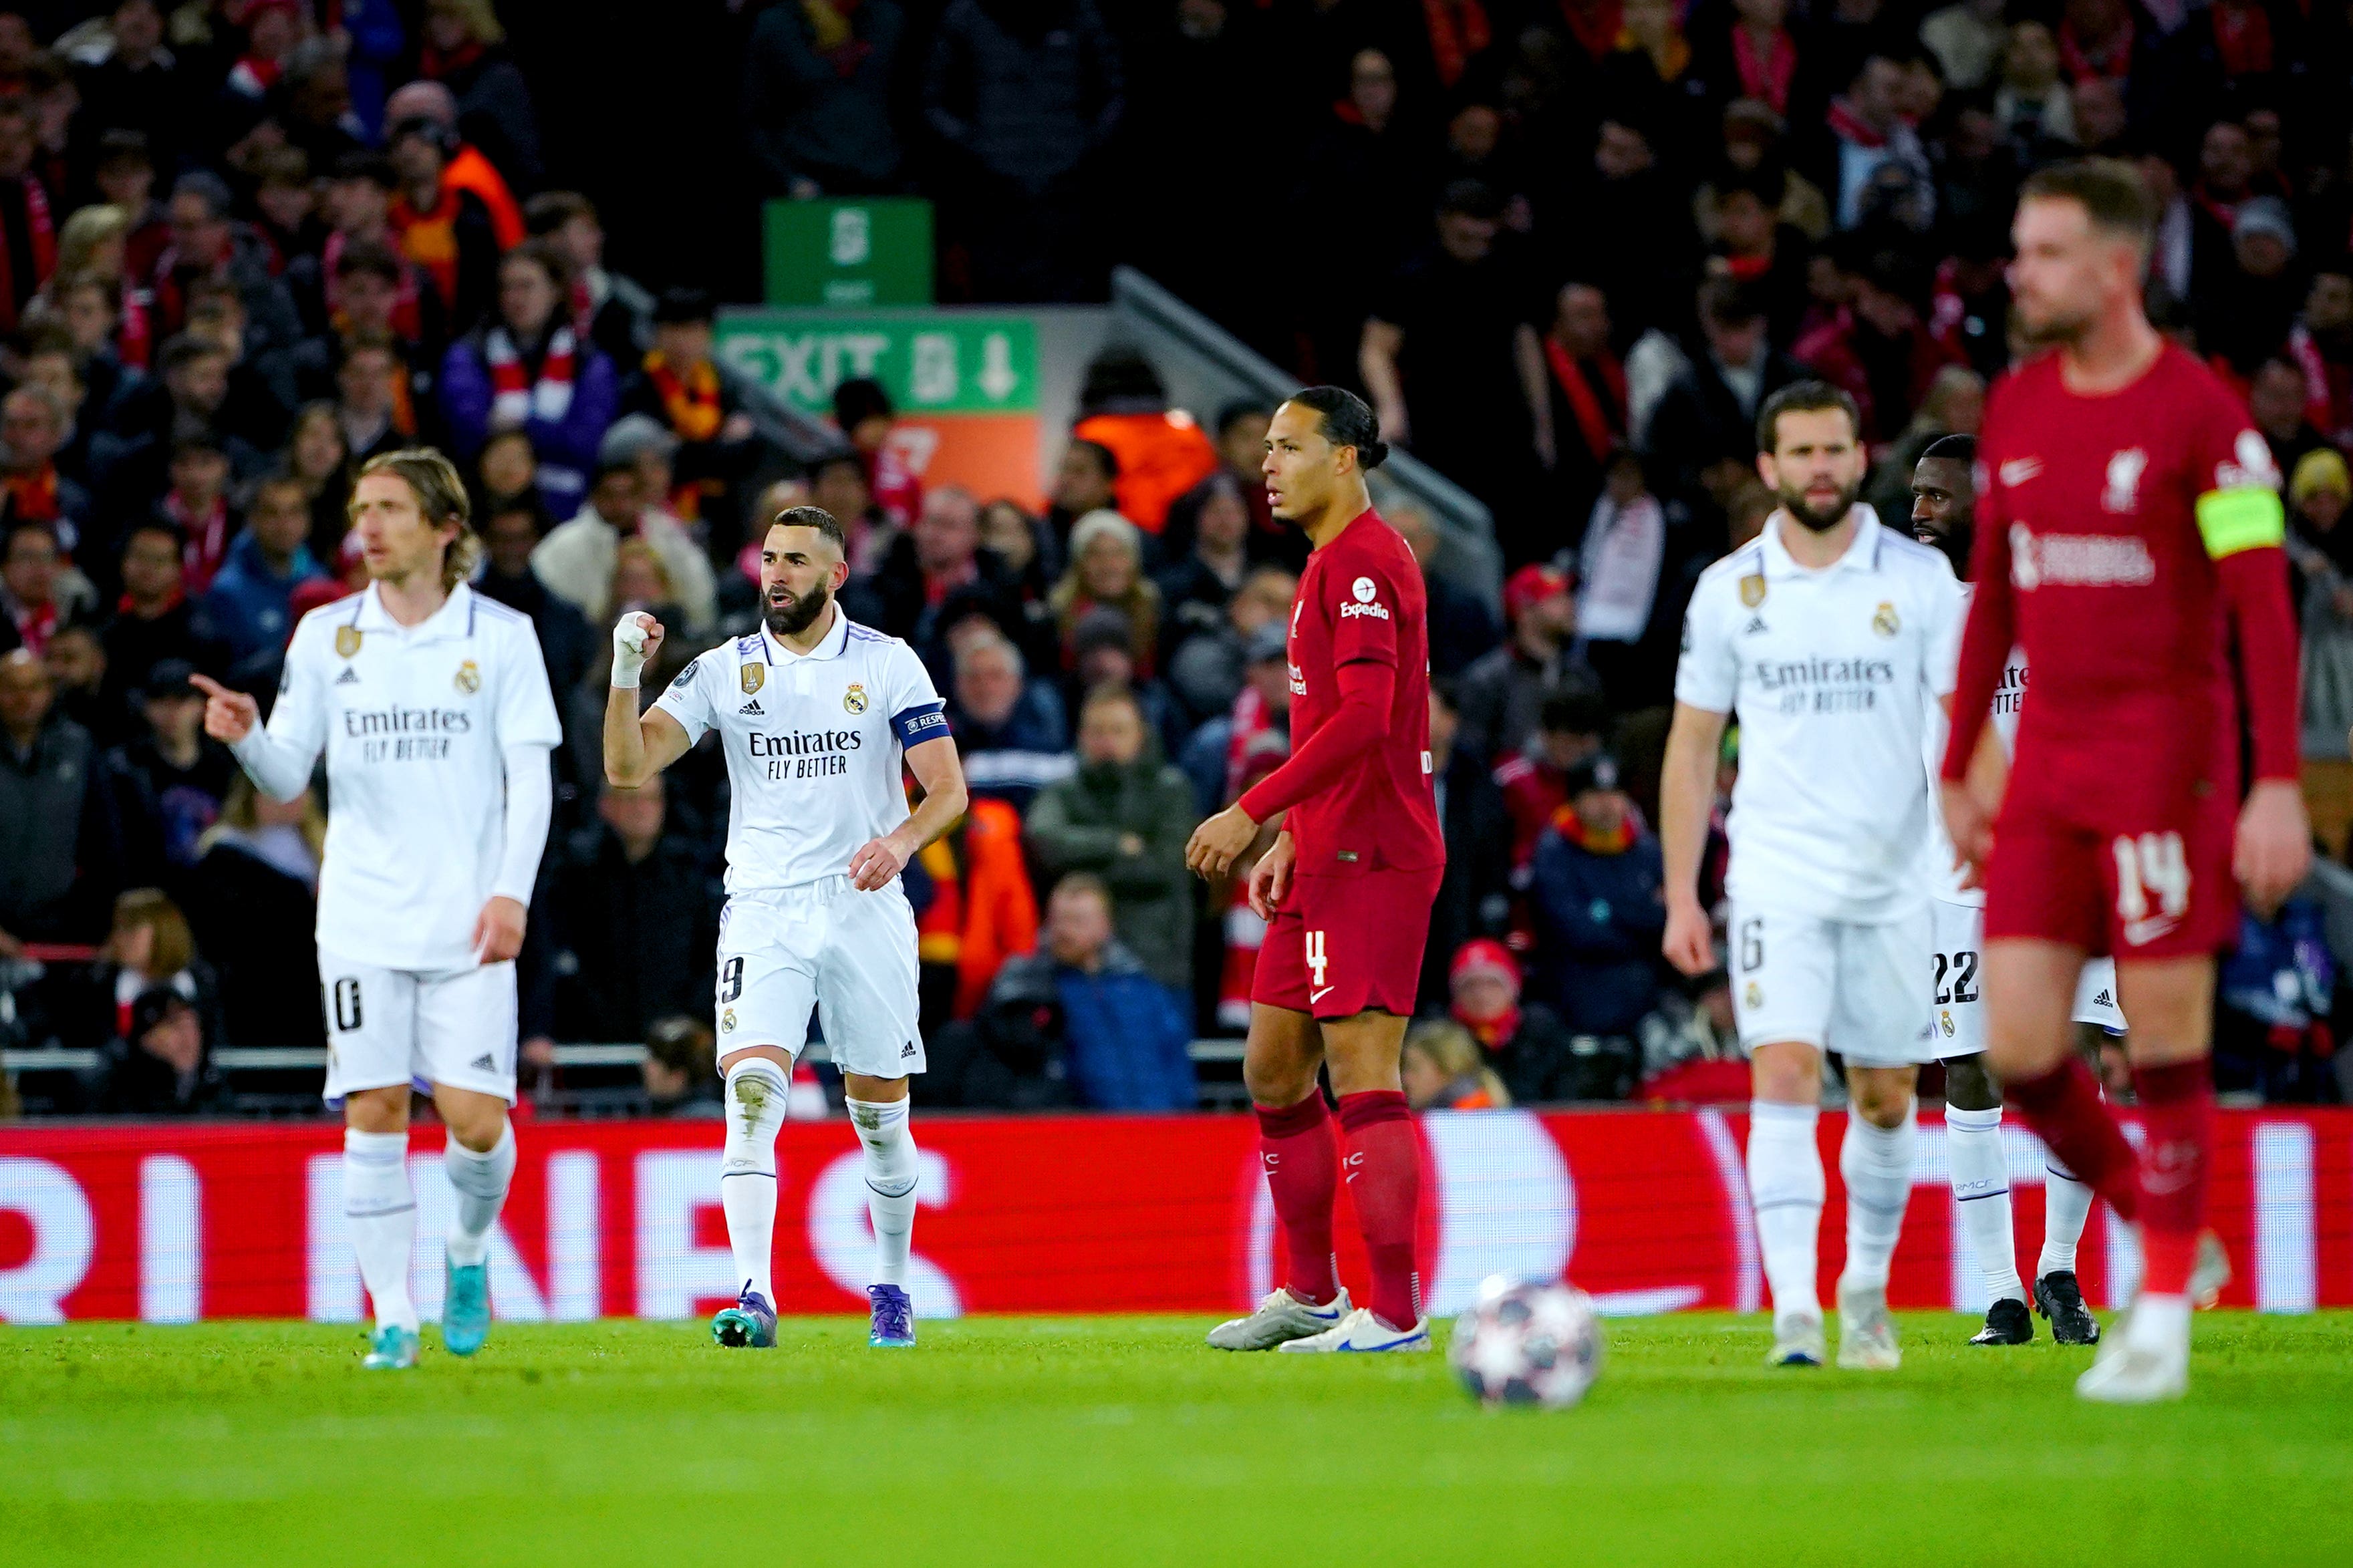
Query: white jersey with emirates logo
1923 579 2026 908
1675 508 1963 922
241 582 562 970
653 610 947 893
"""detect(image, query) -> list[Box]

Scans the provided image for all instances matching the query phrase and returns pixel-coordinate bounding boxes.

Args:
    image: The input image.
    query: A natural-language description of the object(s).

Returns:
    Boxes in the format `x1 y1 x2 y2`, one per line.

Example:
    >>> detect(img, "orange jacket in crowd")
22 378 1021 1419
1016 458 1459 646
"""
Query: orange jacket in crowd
1071 409 1220 533
448 143 525 249
912 797 1041 1020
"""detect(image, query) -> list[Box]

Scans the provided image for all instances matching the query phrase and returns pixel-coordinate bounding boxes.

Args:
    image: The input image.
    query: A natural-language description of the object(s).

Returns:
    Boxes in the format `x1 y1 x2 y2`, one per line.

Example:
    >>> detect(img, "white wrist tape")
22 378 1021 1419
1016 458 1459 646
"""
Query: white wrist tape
611 615 651 689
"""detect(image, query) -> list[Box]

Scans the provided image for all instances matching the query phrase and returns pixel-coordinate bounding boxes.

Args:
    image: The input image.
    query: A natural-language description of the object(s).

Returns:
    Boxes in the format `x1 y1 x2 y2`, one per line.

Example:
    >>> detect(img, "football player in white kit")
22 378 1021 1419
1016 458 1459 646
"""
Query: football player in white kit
1912 435 2120 1348
1662 383 1961 1371
192 450 560 1370
602 504 967 1351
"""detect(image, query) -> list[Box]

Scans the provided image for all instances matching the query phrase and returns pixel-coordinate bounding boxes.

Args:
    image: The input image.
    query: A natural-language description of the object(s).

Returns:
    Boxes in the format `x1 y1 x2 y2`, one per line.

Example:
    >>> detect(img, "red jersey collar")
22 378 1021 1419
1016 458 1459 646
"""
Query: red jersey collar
1312 506 1381 553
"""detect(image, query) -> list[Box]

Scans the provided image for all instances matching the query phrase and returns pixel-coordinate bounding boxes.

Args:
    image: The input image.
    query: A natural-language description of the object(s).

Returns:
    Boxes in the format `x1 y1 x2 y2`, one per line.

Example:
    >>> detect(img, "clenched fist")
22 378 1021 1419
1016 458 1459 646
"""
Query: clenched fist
612 612 665 689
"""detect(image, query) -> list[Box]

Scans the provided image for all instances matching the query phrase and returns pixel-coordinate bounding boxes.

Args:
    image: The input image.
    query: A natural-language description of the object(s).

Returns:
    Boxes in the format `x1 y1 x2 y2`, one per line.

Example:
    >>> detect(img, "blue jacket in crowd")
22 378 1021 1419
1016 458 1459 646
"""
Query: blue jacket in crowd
439 331 621 516
203 532 329 665
1528 820 1667 1036
996 943 1194 1112
950 679 1073 812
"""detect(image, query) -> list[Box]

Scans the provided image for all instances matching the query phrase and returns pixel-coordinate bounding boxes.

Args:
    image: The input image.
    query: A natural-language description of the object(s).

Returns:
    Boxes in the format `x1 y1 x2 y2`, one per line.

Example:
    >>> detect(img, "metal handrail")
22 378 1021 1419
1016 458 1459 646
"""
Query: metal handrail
1109 266 1504 611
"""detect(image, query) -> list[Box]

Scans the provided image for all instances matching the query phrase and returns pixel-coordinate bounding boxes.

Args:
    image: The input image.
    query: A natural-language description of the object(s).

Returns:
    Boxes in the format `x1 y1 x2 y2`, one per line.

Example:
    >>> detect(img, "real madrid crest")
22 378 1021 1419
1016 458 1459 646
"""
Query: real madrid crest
843 681 868 715
721 1008 737 1034
1739 573 1766 609
740 663 765 695
1743 980 1763 1010
454 659 480 695
1939 1008 1955 1038
335 625 363 659
1872 601 1900 637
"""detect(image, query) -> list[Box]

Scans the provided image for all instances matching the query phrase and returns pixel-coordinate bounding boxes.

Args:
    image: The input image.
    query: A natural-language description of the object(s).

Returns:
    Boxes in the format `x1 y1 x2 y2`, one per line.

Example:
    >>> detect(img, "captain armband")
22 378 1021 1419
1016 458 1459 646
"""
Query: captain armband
892 703 949 746
2195 486 2286 561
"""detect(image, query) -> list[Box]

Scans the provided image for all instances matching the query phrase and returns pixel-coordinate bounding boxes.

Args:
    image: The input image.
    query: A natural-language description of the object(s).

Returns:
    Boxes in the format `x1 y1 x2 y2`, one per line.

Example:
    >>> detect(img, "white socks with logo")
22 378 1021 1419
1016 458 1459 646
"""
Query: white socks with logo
1945 1105 2024 1303
848 1097 918 1289
343 1128 418 1334
722 1060 789 1303
443 1120 517 1269
1839 1102 1917 1291
2040 1158 2094 1279
1747 1102 1825 1319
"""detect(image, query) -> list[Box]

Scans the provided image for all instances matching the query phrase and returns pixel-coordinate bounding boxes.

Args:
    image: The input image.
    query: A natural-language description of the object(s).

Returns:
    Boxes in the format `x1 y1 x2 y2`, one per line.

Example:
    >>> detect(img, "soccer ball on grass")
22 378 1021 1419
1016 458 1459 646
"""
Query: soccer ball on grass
1448 1277 1603 1409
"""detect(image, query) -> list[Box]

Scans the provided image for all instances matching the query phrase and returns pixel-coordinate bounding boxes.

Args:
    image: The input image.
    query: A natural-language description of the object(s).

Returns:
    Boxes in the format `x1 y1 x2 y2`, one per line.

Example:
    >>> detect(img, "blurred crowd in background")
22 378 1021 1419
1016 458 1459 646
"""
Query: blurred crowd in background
5 0 2353 1120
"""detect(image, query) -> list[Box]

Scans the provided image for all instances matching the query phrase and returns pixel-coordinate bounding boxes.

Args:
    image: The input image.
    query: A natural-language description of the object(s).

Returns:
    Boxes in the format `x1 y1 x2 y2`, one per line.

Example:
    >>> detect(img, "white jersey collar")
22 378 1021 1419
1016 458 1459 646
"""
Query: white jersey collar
348 579 477 641
760 603 850 665
1761 504 1883 578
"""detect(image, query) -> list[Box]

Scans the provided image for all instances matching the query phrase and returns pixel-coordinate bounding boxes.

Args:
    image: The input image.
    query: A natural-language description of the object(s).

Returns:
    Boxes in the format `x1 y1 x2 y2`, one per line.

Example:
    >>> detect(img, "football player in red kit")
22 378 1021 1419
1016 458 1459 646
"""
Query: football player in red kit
1941 160 2310 1402
1186 386 1445 1353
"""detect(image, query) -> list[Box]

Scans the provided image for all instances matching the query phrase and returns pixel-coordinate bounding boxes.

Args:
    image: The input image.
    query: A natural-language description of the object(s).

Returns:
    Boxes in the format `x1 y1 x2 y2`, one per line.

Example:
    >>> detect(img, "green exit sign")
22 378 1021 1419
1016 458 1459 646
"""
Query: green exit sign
763 198 934 307
716 310 1037 416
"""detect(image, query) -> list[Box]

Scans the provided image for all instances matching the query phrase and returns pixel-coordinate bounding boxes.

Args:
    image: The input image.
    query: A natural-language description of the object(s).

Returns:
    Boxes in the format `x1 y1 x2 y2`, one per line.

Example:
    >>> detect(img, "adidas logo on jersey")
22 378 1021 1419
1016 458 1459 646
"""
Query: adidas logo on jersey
900 1042 918 1059
1742 616 1768 635
469 1053 495 1072
335 666 361 685
2094 990 2112 1008
738 699 765 716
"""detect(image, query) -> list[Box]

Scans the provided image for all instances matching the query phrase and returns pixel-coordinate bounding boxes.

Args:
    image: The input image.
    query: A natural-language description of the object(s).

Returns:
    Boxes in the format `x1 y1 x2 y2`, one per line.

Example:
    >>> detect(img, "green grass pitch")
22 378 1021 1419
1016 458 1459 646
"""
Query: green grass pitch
5 1313 2350 1567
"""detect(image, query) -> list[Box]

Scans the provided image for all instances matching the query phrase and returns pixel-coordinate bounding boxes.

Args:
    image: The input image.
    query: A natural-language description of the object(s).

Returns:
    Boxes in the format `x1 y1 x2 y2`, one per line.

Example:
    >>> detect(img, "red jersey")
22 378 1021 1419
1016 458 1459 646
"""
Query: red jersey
1240 508 1444 875
1945 343 2298 792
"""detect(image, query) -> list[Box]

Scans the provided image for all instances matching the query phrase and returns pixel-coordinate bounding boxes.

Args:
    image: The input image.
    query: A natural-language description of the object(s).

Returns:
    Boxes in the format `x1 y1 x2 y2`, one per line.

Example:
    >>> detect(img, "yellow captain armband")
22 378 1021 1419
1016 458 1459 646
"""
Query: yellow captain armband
2196 486 2286 559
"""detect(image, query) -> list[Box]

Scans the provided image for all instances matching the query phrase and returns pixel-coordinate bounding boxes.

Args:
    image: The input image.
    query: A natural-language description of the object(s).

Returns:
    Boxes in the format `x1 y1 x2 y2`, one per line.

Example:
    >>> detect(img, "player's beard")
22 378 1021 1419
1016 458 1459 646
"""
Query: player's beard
2014 299 2091 349
1925 520 1974 576
1778 477 1861 533
764 577 831 637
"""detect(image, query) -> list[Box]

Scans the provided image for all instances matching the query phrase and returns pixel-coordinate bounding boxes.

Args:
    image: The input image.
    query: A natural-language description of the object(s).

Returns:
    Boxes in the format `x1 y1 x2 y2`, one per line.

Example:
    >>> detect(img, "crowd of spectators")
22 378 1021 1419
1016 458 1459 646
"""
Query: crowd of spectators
8 0 2353 1119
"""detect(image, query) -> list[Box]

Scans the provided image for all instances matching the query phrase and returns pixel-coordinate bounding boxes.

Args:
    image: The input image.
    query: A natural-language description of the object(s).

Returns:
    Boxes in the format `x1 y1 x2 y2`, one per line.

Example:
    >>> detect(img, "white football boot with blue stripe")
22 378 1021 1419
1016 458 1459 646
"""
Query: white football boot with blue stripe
1207 1287 1350 1350
1275 1305 1431 1353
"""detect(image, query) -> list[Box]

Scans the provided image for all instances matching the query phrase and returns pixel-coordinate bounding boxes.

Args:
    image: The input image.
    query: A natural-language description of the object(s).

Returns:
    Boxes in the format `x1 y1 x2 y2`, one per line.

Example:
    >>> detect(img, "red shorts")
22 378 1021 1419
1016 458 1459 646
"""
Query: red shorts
1253 866 1441 1020
1983 766 2237 959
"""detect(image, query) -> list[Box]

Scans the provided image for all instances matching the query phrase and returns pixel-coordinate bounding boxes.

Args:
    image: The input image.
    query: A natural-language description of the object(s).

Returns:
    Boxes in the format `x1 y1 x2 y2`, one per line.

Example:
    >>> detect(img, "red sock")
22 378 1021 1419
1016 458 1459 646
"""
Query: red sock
2005 1056 2139 1223
1255 1095 1338 1305
2130 1060 2213 1296
1337 1090 1423 1331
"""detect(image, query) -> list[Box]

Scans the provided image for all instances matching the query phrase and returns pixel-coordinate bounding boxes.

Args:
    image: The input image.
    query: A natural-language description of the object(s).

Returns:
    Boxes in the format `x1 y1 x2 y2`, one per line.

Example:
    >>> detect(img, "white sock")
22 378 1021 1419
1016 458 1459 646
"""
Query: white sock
848 1097 920 1289
1747 1101 1824 1319
343 1128 418 1334
442 1121 517 1268
1839 1102 1917 1291
1945 1106 2024 1303
2040 1158 2094 1278
722 1060 789 1303
2125 1292 2190 1354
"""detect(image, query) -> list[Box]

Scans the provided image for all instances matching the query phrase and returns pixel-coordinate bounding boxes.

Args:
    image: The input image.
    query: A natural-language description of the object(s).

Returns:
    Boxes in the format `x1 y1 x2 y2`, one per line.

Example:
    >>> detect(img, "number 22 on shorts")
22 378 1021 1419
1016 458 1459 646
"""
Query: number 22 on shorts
2113 831 2189 947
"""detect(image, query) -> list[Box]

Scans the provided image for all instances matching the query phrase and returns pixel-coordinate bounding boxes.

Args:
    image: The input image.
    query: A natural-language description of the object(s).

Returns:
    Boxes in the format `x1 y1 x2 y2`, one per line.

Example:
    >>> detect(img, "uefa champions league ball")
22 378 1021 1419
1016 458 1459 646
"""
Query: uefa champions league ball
1448 1277 1604 1409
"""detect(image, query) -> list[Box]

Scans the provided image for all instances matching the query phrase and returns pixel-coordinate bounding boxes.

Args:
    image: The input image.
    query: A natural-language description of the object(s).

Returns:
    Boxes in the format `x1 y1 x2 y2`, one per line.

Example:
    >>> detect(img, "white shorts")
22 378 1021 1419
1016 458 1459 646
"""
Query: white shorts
1729 902 1937 1066
319 950 519 1104
716 877 925 1080
1929 899 2128 1058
